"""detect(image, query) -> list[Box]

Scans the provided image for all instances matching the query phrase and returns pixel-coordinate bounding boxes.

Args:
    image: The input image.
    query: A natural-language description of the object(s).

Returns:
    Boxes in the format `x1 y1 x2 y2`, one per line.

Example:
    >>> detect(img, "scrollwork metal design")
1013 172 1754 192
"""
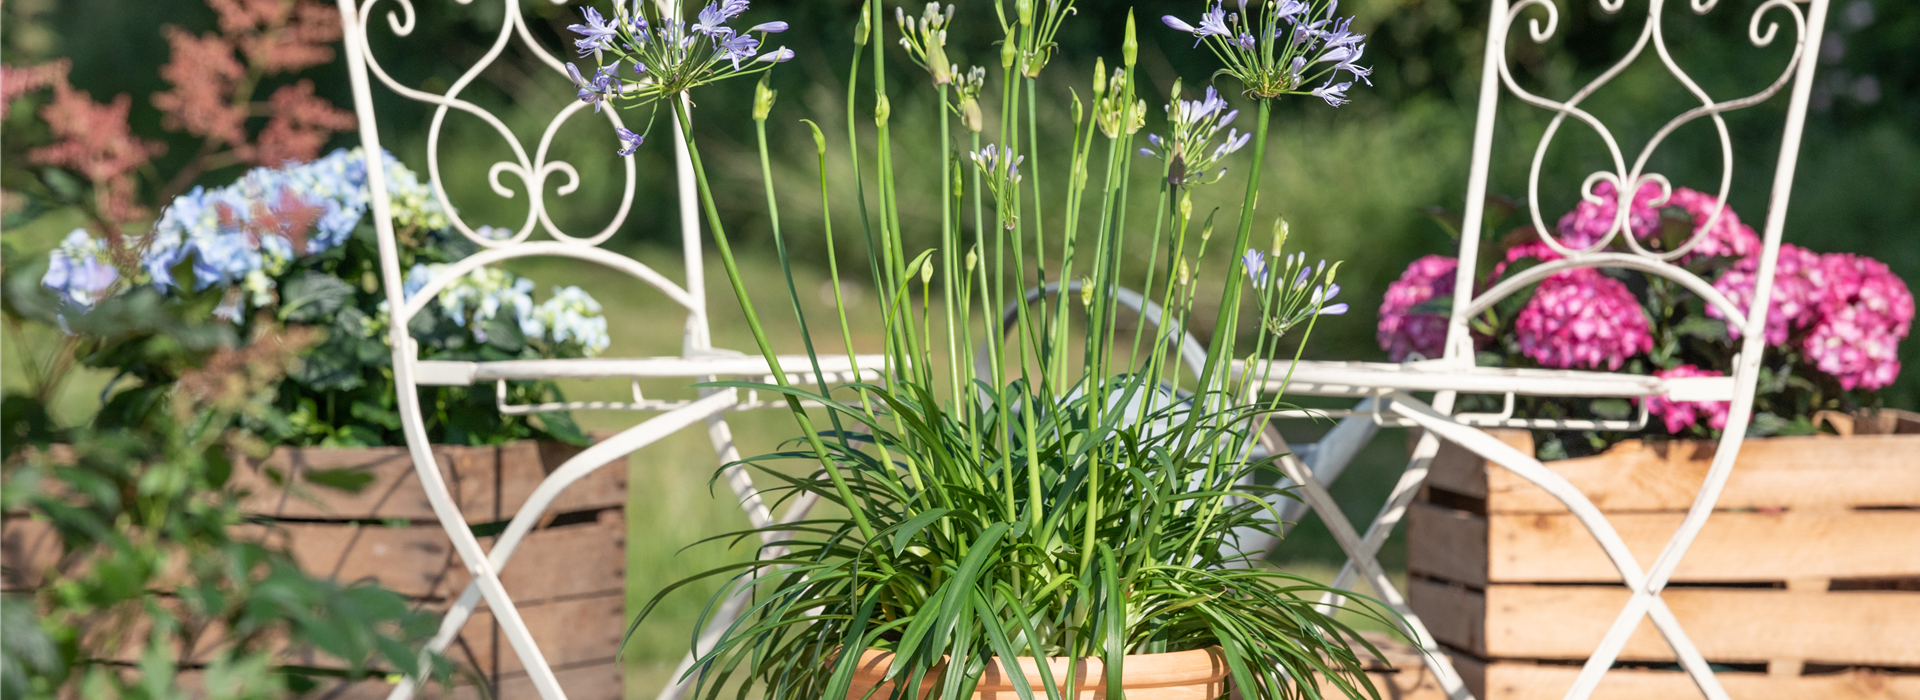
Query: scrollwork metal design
1482 0 1807 327
348 0 639 250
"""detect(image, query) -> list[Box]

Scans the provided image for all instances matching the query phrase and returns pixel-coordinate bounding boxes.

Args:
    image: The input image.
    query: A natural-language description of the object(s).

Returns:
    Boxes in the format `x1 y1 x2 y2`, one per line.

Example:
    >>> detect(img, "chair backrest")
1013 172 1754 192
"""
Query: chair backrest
1443 0 1831 377
333 0 713 359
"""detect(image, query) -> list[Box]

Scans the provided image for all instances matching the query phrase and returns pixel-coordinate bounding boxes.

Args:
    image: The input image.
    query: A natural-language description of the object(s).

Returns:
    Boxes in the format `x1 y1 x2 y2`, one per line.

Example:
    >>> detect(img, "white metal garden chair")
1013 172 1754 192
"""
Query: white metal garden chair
333 2 884 699
1230 1 1831 698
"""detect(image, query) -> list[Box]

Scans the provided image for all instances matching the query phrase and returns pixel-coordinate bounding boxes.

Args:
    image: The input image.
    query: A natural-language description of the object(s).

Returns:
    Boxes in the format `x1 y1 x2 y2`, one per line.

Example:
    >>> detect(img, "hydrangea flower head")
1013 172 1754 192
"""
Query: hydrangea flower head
1643 364 1731 434
42 229 120 308
1800 253 1912 391
1514 268 1652 370
1665 187 1759 260
1377 254 1457 362
1708 243 1822 345
1554 180 1661 249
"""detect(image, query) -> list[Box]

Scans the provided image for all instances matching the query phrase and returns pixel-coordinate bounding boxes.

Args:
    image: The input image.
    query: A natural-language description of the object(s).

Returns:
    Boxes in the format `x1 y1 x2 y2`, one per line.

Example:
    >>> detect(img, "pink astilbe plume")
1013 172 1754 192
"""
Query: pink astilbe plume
208 0 342 73
0 60 72 119
153 28 250 145
28 82 167 226
254 81 358 166
1643 364 1731 434
1514 268 1653 371
1377 255 1457 362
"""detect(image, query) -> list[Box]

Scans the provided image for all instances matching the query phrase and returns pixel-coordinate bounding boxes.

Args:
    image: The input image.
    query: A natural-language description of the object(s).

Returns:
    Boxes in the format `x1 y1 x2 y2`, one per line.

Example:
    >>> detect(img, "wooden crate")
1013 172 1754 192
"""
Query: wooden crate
1408 430 1920 699
1 441 628 699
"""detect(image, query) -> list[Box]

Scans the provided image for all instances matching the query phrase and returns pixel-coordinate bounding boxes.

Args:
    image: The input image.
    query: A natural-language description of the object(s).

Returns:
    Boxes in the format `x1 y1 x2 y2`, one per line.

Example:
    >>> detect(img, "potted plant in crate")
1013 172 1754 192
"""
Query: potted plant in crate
569 1 1395 698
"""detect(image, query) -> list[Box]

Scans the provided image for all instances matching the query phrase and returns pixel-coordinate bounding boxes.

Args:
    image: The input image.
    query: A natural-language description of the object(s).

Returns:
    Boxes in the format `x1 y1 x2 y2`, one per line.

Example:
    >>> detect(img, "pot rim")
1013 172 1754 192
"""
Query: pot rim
852 646 1228 691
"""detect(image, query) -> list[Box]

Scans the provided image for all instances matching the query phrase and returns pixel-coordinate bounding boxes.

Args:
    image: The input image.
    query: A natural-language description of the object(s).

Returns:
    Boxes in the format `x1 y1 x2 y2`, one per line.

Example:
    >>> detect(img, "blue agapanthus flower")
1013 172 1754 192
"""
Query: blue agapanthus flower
1163 0 1371 102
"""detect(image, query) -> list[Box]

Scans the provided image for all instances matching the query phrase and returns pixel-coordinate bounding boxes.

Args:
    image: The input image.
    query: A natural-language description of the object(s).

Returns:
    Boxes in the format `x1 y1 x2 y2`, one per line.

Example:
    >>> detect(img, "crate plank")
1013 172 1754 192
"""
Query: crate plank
1426 431 1920 513
2 516 63 591
230 441 624 522
262 509 625 602
1410 579 1920 666
1467 659 1920 700
1408 503 1920 585
225 659 622 700
455 592 623 677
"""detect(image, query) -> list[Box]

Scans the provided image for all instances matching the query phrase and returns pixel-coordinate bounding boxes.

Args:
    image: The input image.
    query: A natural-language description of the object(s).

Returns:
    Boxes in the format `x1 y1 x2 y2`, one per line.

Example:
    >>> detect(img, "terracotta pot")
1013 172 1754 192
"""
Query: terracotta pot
850 647 1228 700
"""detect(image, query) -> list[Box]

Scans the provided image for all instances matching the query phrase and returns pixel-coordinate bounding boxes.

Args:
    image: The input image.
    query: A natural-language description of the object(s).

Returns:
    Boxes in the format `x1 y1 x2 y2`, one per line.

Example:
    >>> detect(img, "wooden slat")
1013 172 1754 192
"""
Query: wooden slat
1425 432 1920 513
262 509 625 602
1470 660 1920 700
230 441 625 521
218 659 621 700
1408 503 1920 585
454 592 624 677
2 516 63 591
1410 579 1920 666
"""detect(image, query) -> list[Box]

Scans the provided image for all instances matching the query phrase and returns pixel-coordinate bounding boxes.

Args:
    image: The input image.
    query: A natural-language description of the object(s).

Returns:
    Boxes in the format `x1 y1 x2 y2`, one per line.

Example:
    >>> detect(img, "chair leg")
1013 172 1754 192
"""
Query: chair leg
1383 392 1733 700
386 391 739 700
1270 449 1475 700
1323 420 1445 604
1228 398 1383 564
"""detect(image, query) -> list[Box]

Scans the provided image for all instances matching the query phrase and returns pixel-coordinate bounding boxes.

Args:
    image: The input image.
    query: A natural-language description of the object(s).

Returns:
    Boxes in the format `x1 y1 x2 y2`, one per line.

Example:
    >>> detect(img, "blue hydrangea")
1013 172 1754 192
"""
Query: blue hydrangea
41 229 119 308
403 264 609 356
530 286 611 355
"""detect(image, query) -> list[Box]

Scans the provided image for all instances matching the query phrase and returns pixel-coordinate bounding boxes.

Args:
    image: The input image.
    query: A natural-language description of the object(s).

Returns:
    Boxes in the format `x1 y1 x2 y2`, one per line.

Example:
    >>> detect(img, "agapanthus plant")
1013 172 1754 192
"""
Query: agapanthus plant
33 150 609 447
575 2 1391 699
1379 186 1913 453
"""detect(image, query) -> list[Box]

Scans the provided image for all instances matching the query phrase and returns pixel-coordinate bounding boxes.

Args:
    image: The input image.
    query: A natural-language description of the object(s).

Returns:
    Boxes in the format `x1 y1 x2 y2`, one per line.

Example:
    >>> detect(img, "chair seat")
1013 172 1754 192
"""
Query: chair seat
414 353 889 386
1234 359 1734 401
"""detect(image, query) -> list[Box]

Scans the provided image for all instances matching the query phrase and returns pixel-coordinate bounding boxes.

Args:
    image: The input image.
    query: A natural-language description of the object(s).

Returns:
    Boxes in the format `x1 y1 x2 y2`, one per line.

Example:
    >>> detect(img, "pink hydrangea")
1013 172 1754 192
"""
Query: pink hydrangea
1514 268 1653 370
1378 254 1457 362
1800 253 1913 391
1555 180 1662 249
1708 243 1823 345
1666 187 1760 259
1643 364 1732 434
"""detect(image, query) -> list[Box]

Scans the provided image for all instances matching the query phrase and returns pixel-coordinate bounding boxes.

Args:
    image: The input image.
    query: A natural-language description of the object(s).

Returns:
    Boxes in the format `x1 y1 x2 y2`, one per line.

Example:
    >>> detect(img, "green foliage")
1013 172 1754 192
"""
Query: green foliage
0 315 447 700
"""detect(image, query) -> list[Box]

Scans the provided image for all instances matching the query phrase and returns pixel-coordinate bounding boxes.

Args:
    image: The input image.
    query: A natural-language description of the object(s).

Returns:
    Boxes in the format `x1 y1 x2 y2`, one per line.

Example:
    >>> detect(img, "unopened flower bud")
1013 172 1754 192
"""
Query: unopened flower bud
1018 0 1033 25
1123 11 1138 66
922 258 935 284
1180 193 1192 221
1081 279 1095 307
1178 258 1191 286
1201 220 1214 243
962 97 983 132
855 2 872 45
1271 218 1289 256
1092 57 1108 97
806 120 828 156
1001 38 1018 68
752 75 776 121
965 247 978 272
875 95 891 124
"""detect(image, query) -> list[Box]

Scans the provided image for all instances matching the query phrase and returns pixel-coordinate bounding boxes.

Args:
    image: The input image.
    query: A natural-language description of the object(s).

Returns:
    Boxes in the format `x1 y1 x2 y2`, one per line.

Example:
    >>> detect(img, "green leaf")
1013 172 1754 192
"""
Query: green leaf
889 508 951 555
279 271 356 323
303 467 375 493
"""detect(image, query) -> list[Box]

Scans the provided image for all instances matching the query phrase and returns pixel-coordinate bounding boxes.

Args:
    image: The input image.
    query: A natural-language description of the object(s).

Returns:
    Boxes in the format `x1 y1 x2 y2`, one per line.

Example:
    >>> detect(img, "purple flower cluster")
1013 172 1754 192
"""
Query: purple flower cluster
564 0 792 140
1708 243 1822 346
1666 187 1760 259
1138 86 1250 187
1800 254 1913 390
1514 268 1653 371
42 229 119 308
1376 254 1456 362
1162 0 1370 103
1644 364 1731 434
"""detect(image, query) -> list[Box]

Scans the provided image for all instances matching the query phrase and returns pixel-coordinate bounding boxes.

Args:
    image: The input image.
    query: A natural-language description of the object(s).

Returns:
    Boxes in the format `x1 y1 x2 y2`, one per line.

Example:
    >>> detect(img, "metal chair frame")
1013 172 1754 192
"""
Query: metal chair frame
1230 1 1831 698
333 2 880 699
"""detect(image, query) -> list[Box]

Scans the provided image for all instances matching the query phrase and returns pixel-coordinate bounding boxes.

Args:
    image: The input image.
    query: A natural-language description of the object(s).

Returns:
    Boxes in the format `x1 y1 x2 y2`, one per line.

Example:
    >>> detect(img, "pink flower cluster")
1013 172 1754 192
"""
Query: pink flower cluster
1712 247 1914 391
1802 254 1914 390
1377 254 1456 362
1555 180 1662 248
1643 365 1731 434
1514 268 1654 371
1665 187 1760 259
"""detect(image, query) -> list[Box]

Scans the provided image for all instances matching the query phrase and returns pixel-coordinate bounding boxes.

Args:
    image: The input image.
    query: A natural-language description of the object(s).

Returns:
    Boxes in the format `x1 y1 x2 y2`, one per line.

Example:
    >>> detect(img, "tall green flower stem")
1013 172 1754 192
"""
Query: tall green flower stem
670 99 879 542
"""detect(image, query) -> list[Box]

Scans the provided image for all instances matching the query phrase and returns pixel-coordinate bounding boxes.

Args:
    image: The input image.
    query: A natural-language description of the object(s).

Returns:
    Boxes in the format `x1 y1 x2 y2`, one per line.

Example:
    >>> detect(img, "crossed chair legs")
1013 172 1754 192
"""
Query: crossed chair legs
1267 391 1741 700
385 389 754 700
